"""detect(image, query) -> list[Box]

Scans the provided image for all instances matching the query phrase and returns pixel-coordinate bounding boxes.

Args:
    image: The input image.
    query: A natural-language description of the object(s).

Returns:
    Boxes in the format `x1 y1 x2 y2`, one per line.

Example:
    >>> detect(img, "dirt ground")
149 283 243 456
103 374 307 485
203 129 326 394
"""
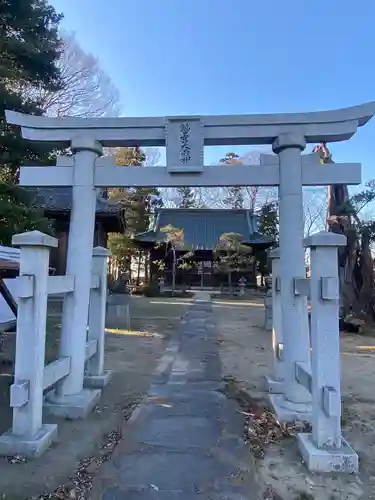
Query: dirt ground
214 295 375 499
0 296 191 500
2 293 374 499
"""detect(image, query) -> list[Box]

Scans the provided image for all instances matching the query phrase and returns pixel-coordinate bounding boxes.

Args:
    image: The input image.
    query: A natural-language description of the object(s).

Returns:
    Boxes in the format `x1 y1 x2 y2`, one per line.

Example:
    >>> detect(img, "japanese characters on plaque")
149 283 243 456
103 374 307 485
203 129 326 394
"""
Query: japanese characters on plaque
179 123 192 164
166 117 204 172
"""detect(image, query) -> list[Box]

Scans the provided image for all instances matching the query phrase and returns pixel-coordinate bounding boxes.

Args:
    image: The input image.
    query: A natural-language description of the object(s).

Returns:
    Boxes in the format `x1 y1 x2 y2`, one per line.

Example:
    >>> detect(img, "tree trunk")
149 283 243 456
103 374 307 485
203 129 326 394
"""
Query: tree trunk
172 248 176 295
136 251 142 285
125 255 132 282
324 154 375 319
145 251 149 282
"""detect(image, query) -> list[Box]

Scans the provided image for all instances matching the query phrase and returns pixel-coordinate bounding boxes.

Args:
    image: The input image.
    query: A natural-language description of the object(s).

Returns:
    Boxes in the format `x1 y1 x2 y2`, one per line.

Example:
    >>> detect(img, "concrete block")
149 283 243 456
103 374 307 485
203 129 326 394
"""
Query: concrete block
44 388 101 419
84 370 113 389
0 424 57 458
264 375 284 394
268 393 312 424
298 433 359 473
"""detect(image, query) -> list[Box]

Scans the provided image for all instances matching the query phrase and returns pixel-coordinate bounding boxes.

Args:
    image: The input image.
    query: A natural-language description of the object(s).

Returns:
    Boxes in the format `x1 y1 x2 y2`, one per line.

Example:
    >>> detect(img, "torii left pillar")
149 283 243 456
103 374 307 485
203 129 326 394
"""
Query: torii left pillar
45 138 103 419
268 132 312 422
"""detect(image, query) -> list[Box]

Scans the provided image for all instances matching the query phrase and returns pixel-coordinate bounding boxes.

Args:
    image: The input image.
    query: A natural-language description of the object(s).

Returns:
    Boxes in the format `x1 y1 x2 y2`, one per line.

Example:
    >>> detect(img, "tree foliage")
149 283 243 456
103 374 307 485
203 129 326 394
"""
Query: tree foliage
159 224 190 294
0 0 63 244
214 232 252 291
108 147 163 278
257 201 278 241
220 153 245 209
0 183 52 245
111 146 162 234
0 0 63 172
176 186 196 208
255 201 278 281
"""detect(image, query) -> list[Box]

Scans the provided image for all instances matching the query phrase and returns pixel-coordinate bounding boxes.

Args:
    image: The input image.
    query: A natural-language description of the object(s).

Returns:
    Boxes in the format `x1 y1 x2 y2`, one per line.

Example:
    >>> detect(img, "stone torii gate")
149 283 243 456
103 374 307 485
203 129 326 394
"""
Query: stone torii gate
5 103 375 440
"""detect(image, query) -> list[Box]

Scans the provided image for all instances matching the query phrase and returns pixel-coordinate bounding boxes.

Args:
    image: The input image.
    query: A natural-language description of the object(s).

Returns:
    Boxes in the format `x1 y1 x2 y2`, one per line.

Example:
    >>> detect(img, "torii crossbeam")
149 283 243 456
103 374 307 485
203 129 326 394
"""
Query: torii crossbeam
19 152 361 188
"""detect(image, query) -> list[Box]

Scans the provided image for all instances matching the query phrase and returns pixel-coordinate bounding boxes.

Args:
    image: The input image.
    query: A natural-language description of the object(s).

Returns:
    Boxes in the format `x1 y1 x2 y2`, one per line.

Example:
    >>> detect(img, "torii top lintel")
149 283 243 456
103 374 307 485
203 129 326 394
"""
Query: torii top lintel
6 101 375 148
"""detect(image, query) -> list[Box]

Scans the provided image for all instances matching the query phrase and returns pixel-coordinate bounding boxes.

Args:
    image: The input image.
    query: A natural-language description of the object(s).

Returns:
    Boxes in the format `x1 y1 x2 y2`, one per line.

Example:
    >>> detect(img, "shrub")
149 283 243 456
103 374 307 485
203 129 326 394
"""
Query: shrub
142 281 160 297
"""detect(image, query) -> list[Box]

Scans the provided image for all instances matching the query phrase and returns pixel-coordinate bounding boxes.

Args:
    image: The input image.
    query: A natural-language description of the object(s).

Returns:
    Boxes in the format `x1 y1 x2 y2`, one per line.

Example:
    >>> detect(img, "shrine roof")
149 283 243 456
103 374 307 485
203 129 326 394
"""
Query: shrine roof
134 208 274 250
26 187 121 215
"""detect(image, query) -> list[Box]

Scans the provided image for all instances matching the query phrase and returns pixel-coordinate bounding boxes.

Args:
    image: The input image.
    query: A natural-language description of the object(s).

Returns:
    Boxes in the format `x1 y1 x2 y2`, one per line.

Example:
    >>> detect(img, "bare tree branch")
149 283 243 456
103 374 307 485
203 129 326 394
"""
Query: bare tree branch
303 187 328 237
18 30 121 118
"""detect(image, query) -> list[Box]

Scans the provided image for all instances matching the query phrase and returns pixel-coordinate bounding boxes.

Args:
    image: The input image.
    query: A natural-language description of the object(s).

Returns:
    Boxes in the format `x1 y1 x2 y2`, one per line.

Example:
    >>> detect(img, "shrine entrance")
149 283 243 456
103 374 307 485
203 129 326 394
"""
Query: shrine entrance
4 102 375 470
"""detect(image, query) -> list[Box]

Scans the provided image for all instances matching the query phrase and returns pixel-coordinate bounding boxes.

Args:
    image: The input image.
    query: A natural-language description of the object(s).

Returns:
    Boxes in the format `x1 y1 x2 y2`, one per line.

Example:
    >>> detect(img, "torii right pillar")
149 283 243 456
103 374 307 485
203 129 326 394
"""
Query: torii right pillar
269 132 313 421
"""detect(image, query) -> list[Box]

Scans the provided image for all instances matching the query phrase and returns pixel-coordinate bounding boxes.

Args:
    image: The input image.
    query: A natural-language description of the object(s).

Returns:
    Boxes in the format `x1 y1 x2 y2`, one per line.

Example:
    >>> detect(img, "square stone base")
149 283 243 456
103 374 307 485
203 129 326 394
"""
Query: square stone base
44 388 101 419
84 370 113 389
264 375 284 394
0 424 57 458
268 393 312 423
298 433 359 473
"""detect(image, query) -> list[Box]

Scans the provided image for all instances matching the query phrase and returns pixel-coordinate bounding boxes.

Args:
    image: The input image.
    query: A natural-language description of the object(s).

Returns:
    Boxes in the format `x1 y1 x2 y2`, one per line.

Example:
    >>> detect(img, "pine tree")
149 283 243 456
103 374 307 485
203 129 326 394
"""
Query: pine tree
108 147 163 281
113 146 162 234
255 201 279 284
257 201 278 241
0 0 63 172
176 187 196 208
220 152 245 209
0 0 63 243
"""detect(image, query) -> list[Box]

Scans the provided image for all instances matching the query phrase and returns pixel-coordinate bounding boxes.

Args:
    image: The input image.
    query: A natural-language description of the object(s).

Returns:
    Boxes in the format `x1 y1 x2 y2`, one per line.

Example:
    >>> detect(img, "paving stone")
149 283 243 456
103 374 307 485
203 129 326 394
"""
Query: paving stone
113 450 239 492
148 382 225 401
101 488 210 499
142 399 223 419
152 371 170 385
102 487 199 500
134 416 221 449
93 300 256 500
102 487 252 499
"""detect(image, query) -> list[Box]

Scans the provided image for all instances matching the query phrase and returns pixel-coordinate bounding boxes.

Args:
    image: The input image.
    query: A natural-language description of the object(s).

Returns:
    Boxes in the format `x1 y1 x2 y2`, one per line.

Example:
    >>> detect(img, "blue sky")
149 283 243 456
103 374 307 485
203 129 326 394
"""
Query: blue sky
50 0 375 180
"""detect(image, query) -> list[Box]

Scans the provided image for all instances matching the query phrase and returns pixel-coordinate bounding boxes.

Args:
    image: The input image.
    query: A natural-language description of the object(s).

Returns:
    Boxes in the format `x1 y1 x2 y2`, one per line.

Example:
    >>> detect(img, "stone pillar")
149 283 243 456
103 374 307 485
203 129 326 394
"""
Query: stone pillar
84 246 113 389
264 247 284 394
263 282 272 330
297 231 358 473
0 231 58 457
269 132 312 421
45 138 102 419
238 277 246 296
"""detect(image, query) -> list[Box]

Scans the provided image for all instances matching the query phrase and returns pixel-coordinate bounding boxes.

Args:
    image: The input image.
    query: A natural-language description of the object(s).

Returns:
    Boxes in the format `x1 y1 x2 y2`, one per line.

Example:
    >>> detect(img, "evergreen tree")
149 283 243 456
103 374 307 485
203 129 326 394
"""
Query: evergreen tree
255 201 279 284
0 0 63 243
214 232 252 293
108 147 163 280
0 0 63 172
113 146 162 234
176 186 196 208
257 201 278 241
220 152 245 209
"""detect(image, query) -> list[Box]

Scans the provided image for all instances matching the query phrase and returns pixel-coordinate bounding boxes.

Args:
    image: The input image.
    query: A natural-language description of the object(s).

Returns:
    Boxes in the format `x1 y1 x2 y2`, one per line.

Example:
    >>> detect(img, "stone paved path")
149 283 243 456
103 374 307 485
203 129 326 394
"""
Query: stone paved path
91 298 256 499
